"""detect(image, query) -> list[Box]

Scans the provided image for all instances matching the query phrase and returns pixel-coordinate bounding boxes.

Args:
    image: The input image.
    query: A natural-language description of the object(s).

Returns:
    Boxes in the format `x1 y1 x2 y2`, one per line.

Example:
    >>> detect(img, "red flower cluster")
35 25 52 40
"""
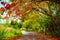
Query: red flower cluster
0 7 5 11
5 4 11 9
1 1 16 9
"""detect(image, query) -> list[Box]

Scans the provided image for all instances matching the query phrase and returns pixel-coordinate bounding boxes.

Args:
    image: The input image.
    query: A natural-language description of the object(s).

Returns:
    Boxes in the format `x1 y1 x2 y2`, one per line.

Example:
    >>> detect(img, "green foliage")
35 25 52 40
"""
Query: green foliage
10 20 22 28
0 0 1 1
9 0 14 2
0 0 60 38
50 0 60 3
15 29 22 35
22 11 51 34
11 20 17 25
49 26 60 37
0 31 4 40
0 16 2 19
18 22 22 28
0 26 22 39
55 26 60 37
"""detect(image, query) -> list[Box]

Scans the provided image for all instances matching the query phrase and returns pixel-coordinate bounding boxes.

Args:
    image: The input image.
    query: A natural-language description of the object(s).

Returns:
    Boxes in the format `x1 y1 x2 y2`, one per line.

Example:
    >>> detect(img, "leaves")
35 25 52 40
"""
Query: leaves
9 0 14 2
0 26 22 39
50 0 60 3
0 0 60 38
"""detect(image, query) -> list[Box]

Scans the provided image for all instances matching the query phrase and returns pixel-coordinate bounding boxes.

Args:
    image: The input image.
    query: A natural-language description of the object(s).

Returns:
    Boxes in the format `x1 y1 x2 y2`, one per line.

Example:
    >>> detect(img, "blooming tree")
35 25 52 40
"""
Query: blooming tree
0 0 60 37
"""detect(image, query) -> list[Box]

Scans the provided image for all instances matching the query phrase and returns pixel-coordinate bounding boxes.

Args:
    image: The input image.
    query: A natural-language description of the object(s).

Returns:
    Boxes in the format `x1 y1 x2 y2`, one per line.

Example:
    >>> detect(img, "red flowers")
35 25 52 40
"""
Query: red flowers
5 4 11 9
15 10 20 15
0 7 5 11
21 14 26 18
7 10 12 15
28 3 33 7
1 2 12 9
10 2 16 7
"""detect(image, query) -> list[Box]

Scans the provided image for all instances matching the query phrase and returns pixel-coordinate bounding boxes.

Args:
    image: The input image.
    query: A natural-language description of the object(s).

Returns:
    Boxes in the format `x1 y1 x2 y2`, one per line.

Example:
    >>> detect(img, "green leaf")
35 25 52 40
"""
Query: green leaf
0 0 1 1
9 0 14 2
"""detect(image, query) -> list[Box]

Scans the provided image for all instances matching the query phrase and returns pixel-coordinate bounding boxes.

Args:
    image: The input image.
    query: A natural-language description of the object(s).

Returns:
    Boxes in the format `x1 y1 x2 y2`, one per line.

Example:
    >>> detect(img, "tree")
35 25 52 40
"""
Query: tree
0 0 60 37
